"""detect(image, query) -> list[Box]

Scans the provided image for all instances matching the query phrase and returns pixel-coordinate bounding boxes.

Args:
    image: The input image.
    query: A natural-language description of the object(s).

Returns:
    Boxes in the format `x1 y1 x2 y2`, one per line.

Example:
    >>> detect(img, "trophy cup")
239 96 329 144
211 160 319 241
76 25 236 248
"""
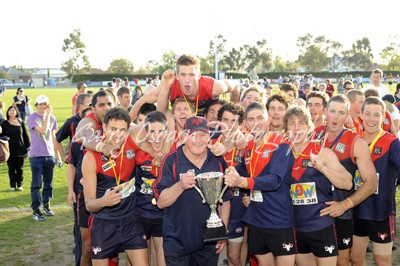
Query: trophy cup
193 171 229 243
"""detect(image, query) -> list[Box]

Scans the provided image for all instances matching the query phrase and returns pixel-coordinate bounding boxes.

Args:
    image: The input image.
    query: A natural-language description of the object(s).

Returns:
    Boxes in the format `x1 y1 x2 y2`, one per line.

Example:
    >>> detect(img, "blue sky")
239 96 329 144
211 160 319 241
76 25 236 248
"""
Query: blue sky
2 0 399 69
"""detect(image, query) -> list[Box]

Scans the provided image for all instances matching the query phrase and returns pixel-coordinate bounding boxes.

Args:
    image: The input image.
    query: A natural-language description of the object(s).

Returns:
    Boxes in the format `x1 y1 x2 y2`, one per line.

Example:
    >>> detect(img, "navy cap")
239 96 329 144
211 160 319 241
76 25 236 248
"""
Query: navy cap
184 116 209 134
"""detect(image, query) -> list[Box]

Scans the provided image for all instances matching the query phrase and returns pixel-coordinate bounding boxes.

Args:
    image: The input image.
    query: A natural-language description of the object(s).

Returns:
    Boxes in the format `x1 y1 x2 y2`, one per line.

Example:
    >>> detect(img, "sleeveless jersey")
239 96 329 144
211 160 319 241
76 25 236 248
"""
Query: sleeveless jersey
90 135 138 219
354 132 400 221
135 149 163 219
170 76 217 116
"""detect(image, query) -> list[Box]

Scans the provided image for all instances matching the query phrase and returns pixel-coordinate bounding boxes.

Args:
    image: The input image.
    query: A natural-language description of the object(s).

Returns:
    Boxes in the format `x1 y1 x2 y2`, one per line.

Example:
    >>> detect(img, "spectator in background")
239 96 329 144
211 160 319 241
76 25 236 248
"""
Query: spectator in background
1 106 30 191
117 87 133 112
13 87 31 121
325 79 335 98
394 83 400 103
357 74 363 89
123 77 130 89
382 94 400 133
362 68 389 97
280 82 297 103
337 77 344 94
343 80 354 95
114 78 122 91
72 82 87 115
318 83 327 94
132 85 143 106
145 78 156 94
153 75 161 86
0 100 5 124
28 95 59 221
300 83 312 101
0 82 6 98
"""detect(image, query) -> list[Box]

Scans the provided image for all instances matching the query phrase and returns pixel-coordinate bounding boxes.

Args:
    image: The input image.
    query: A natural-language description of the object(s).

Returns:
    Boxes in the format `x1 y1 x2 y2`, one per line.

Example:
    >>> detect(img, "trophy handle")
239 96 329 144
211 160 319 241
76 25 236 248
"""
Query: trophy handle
218 185 229 204
193 184 207 204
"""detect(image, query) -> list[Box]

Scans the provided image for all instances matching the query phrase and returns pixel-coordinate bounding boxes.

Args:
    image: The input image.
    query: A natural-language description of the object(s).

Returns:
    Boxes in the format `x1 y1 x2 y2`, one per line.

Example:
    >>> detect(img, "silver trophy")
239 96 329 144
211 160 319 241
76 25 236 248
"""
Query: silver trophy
193 171 229 242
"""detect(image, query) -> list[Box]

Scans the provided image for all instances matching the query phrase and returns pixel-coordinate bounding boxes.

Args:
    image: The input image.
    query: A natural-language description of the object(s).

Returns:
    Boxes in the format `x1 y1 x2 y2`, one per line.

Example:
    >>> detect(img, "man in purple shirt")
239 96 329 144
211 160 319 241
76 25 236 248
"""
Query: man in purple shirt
28 95 59 221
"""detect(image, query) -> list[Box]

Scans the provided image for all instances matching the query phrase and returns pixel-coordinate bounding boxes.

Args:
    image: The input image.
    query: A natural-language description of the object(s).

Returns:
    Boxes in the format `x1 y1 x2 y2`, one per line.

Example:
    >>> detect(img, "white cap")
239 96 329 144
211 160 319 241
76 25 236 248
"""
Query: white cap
36 95 49 104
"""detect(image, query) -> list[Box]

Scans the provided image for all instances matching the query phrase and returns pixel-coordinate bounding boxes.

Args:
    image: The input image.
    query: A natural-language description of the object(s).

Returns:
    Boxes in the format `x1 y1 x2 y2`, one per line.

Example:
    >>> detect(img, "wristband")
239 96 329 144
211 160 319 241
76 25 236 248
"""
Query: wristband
346 197 354 208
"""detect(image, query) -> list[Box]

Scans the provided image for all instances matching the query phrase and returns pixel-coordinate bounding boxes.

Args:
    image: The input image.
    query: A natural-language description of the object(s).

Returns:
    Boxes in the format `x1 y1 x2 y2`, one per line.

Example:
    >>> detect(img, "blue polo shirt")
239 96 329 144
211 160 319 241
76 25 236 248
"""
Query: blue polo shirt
153 145 231 253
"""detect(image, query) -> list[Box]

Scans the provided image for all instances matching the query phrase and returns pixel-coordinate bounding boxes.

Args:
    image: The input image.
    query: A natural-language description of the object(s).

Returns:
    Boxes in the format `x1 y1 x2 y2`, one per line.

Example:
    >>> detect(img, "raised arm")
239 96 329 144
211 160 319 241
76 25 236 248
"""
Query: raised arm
156 69 176 113
212 79 240 103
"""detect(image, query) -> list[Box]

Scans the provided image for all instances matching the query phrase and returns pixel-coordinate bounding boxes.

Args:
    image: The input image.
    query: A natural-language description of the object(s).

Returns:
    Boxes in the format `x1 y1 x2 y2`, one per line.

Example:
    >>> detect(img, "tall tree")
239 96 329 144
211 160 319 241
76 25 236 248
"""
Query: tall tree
107 58 134 74
208 34 228 71
380 35 400 71
157 50 176 73
61 29 91 77
296 34 334 72
224 47 245 72
342 37 373 71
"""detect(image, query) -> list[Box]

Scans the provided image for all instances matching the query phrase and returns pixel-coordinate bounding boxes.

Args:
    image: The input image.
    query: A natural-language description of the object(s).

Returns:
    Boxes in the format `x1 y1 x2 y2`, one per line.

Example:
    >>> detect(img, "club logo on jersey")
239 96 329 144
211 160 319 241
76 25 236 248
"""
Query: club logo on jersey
102 160 115 172
373 147 382 155
101 154 108 162
234 155 242 163
342 238 351 245
282 243 293 251
302 160 312 168
262 149 271 158
92 246 102 255
126 150 135 159
245 150 251 164
325 245 335 254
378 232 388 240
335 143 346 154
235 227 243 233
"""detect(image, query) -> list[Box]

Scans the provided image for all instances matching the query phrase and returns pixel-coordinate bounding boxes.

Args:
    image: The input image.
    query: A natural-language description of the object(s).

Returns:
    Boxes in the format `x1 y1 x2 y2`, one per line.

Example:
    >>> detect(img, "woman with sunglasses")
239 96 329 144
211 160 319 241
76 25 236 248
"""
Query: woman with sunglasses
13 87 31 121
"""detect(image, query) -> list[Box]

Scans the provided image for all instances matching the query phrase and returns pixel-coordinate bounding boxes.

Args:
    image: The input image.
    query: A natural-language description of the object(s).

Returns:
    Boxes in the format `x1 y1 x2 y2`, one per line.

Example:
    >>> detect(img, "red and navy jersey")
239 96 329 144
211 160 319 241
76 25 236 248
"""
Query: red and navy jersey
56 113 82 143
290 142 334 232
90 135 139 220
354 132 400 221
135 149 163 219
314 127 359 220
153 146 231 253
170 76 217 116
68 113 103 193
217 141 247 227
235 134 294 229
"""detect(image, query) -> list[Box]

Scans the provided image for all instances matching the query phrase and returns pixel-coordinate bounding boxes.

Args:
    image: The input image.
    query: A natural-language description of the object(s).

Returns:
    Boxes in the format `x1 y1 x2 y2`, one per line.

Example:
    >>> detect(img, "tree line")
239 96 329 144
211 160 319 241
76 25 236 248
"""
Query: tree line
61 29 400 77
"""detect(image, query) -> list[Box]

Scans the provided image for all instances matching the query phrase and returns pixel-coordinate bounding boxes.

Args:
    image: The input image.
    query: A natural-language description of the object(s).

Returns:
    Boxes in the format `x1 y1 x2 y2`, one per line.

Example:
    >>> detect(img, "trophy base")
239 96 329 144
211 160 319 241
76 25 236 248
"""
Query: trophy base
203 222 228 243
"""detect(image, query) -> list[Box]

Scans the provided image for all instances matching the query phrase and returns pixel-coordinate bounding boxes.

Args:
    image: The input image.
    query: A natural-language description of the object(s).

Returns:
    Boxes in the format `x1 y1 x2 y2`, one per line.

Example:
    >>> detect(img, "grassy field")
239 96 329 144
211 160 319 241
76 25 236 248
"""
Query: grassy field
0 86 399 265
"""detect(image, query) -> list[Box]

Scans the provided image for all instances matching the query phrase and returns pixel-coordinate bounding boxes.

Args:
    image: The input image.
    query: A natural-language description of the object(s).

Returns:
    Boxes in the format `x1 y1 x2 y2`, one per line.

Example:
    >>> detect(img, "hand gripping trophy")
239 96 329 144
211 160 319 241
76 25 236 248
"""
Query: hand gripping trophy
190 170 229 243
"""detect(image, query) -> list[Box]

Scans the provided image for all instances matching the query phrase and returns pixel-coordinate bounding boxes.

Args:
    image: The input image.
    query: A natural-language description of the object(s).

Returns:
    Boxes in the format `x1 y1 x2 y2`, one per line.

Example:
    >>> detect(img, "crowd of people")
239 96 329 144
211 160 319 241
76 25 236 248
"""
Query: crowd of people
2 54 400 266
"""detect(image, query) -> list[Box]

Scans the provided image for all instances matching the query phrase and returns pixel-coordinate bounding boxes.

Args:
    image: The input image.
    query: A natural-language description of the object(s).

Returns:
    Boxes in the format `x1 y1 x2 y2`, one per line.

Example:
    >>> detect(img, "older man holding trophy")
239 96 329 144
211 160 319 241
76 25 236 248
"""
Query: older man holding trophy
153 116 232 266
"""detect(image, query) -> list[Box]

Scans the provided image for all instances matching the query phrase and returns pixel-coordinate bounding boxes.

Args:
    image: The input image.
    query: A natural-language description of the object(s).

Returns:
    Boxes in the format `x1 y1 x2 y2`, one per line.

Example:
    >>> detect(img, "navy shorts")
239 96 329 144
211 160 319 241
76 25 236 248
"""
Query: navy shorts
228 219 245 239
89 215 148 259
353 215 396 243
164 243 218 266
248 224 296 256
141 217 163 239
296 223 338 257
335 218 353 250
77 192 90 228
